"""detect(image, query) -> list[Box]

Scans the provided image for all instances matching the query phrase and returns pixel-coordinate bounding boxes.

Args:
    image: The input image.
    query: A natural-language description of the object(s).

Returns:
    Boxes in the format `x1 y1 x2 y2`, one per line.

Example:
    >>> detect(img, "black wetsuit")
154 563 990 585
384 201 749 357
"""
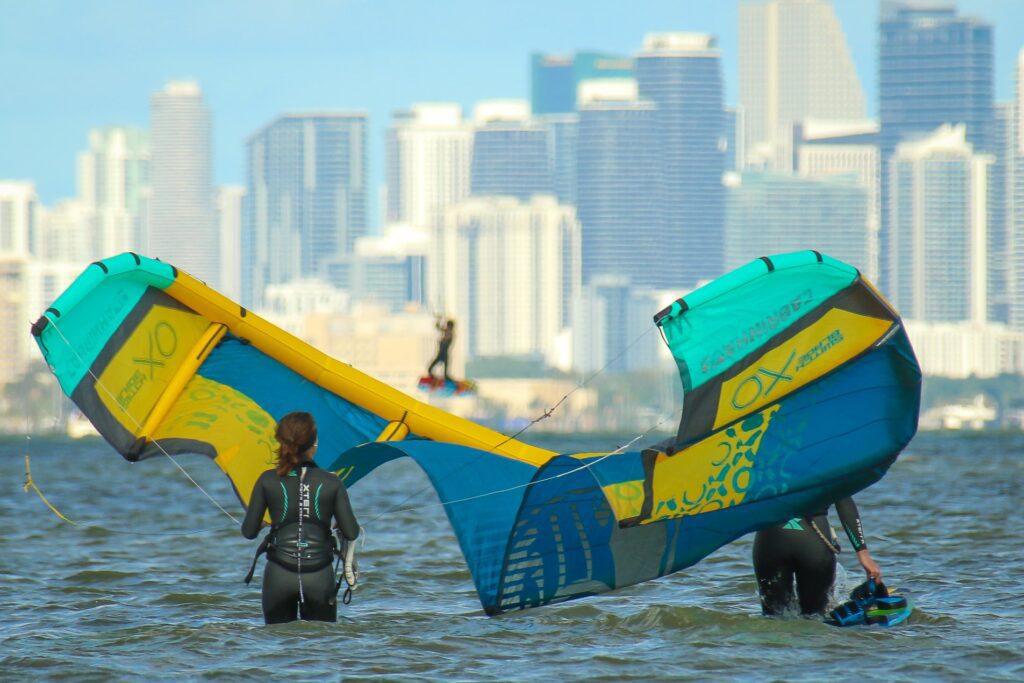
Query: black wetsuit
241 462 359 624
428 324 454 381
752 497 867 616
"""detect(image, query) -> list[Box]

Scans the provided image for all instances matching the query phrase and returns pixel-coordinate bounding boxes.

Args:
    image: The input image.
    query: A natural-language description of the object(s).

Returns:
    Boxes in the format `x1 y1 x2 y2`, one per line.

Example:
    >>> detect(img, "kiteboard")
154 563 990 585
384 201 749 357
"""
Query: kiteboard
417 376 477 396
826 579 913 627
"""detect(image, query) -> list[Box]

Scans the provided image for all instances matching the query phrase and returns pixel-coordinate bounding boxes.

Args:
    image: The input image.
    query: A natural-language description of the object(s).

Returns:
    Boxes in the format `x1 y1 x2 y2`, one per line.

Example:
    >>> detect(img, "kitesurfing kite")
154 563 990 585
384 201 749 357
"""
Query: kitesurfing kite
32 250 920 615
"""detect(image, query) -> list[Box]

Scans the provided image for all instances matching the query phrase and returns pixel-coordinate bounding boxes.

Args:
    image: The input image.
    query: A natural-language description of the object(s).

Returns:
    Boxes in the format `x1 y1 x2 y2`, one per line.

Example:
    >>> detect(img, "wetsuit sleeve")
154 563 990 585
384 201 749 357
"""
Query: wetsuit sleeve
241 474 269 539
835 496 867 552
333 483 359 541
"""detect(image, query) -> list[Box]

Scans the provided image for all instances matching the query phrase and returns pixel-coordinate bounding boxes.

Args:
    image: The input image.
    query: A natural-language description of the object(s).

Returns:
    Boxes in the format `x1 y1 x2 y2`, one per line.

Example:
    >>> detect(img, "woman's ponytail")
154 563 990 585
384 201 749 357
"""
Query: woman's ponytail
275 411 318 476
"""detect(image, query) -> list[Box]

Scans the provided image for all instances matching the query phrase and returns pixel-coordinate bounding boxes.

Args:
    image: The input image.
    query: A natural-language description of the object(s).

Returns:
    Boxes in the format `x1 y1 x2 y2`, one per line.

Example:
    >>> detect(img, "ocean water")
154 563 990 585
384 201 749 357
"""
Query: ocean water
1 432 1022 681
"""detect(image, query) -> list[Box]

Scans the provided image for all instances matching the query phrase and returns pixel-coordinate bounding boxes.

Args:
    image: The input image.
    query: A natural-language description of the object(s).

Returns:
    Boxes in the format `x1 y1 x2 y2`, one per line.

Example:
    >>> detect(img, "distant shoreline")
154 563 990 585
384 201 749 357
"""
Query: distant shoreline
3 427 1023 446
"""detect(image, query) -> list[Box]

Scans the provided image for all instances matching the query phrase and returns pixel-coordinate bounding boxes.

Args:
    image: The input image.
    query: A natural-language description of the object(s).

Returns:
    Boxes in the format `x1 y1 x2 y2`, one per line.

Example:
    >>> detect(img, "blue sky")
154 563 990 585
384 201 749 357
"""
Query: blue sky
2 0 1022 221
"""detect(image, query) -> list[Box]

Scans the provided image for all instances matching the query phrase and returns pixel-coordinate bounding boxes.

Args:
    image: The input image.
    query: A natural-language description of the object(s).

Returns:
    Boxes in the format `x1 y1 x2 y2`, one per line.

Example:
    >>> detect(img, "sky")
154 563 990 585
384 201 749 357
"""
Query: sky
2 0 1023 223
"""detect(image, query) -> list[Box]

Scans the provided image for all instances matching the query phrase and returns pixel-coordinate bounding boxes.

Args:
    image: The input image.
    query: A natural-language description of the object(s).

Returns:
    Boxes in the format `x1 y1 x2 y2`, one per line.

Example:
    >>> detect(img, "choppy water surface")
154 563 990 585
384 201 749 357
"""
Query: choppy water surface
2 433 1022 681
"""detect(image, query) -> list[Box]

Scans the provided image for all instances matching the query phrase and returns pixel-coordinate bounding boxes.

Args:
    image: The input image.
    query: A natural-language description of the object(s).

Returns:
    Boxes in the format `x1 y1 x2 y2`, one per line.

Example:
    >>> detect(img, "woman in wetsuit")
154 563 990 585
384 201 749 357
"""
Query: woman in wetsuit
241 411 360 624
753 496 882 616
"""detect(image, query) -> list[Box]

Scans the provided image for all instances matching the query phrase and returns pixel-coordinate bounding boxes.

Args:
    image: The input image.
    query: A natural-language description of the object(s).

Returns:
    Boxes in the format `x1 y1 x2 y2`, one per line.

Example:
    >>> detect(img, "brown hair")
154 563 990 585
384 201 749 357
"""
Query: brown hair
275 411 318 476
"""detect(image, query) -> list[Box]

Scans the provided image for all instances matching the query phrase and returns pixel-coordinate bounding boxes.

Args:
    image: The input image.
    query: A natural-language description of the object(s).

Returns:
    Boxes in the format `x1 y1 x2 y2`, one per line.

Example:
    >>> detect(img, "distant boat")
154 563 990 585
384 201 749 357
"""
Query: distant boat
66 411 99 439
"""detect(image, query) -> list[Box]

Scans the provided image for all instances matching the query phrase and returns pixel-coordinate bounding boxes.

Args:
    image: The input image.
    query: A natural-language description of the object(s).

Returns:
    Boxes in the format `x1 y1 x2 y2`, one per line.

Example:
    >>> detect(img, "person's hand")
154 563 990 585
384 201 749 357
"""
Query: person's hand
857 548 882 582
343 539 358 591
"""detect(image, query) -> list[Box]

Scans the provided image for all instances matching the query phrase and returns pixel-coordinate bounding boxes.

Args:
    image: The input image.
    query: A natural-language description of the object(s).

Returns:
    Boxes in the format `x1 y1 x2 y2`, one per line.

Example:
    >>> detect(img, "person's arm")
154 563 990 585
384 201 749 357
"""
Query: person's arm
333 483 360 541
333 483 361 589
241 474 269 539
835 496 882 581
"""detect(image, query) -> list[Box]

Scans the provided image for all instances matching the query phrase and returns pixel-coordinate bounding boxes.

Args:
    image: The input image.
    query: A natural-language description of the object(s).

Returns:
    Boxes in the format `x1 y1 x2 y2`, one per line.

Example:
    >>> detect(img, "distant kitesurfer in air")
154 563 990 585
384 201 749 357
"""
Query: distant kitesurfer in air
242 411 360 625
427 316 455 382
752 496 882 616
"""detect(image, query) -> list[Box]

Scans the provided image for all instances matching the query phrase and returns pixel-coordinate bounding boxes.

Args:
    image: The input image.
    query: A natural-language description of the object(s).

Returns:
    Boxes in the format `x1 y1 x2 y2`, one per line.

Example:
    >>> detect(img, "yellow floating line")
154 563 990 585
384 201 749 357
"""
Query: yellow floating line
23 455 79 526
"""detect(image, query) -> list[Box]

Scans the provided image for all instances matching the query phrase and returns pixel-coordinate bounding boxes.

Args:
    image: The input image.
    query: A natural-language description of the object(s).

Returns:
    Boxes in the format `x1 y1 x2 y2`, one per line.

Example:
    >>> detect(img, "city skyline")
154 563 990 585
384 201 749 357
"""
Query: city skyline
3 1 1023 212
4 0 1024 388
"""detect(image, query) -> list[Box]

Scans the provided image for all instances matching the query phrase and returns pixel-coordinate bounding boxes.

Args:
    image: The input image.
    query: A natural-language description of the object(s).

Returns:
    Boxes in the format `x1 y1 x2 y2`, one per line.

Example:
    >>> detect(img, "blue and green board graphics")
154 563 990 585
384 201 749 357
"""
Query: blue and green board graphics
33 250 920 615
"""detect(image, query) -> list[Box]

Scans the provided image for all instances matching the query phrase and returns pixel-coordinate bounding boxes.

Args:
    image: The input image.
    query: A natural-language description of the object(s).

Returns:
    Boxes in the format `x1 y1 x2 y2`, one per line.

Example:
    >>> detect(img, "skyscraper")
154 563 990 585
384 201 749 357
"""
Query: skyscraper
635 33 726 288
77 126 150 257
351 224 428 312
531 51 634 115
795 119 880 280
888 125 992 323
217 185 245 302
1012 49 1024 331
879 2 995 294
571 277 669 374
990 102 1013 323
149 81 216 284
880 2 994 157
739 0 866 169
542 113 579 206
384 103 472 230
725 171 869 273
244 112 368 306
384 104 472 310
470 100 552 200
0 181 37 257
575 80 661 287
37 200 92 263
439 195 580 360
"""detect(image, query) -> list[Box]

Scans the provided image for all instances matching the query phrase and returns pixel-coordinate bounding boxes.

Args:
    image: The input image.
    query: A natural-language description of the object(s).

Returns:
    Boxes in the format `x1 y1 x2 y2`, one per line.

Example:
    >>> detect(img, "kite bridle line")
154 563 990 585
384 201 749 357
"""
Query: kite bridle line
36 315 241 526
372 405 684 522
365 322 674 525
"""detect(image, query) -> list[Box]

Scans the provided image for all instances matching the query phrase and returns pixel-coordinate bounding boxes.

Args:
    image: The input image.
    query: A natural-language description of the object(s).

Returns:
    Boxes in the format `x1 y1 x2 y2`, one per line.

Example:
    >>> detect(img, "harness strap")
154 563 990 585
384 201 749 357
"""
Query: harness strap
244 532 272 585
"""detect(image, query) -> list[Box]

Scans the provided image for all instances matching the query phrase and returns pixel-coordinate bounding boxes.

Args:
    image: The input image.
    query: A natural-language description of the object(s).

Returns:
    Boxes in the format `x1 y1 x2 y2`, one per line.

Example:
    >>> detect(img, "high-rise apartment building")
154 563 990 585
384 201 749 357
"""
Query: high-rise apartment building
77 127 150 257
0 258 31 388
879 2 994 294
0 181 37 257
36 200 92 263
723 106 744 173
575 80 661 288
439 195 580 360
542 113 579 206
384 103 472 230
888 125 992 323
0 257 79 388
351 224 428 312
1013 49 1024 331
739 0 866 169
244 112 368 306
991 103 1013 323
149 81 216 284
795 119 880 280
880 2 994 157
531 51 634 115
725 171 868 273
636 33 726 288
470 100 552 201
217 185 245 302
571 277 671 374
384 104 472 311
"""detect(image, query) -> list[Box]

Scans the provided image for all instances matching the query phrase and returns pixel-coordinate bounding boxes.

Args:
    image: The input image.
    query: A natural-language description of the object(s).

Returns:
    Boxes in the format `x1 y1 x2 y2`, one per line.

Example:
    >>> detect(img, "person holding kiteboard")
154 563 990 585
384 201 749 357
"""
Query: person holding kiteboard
753 496 881 615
